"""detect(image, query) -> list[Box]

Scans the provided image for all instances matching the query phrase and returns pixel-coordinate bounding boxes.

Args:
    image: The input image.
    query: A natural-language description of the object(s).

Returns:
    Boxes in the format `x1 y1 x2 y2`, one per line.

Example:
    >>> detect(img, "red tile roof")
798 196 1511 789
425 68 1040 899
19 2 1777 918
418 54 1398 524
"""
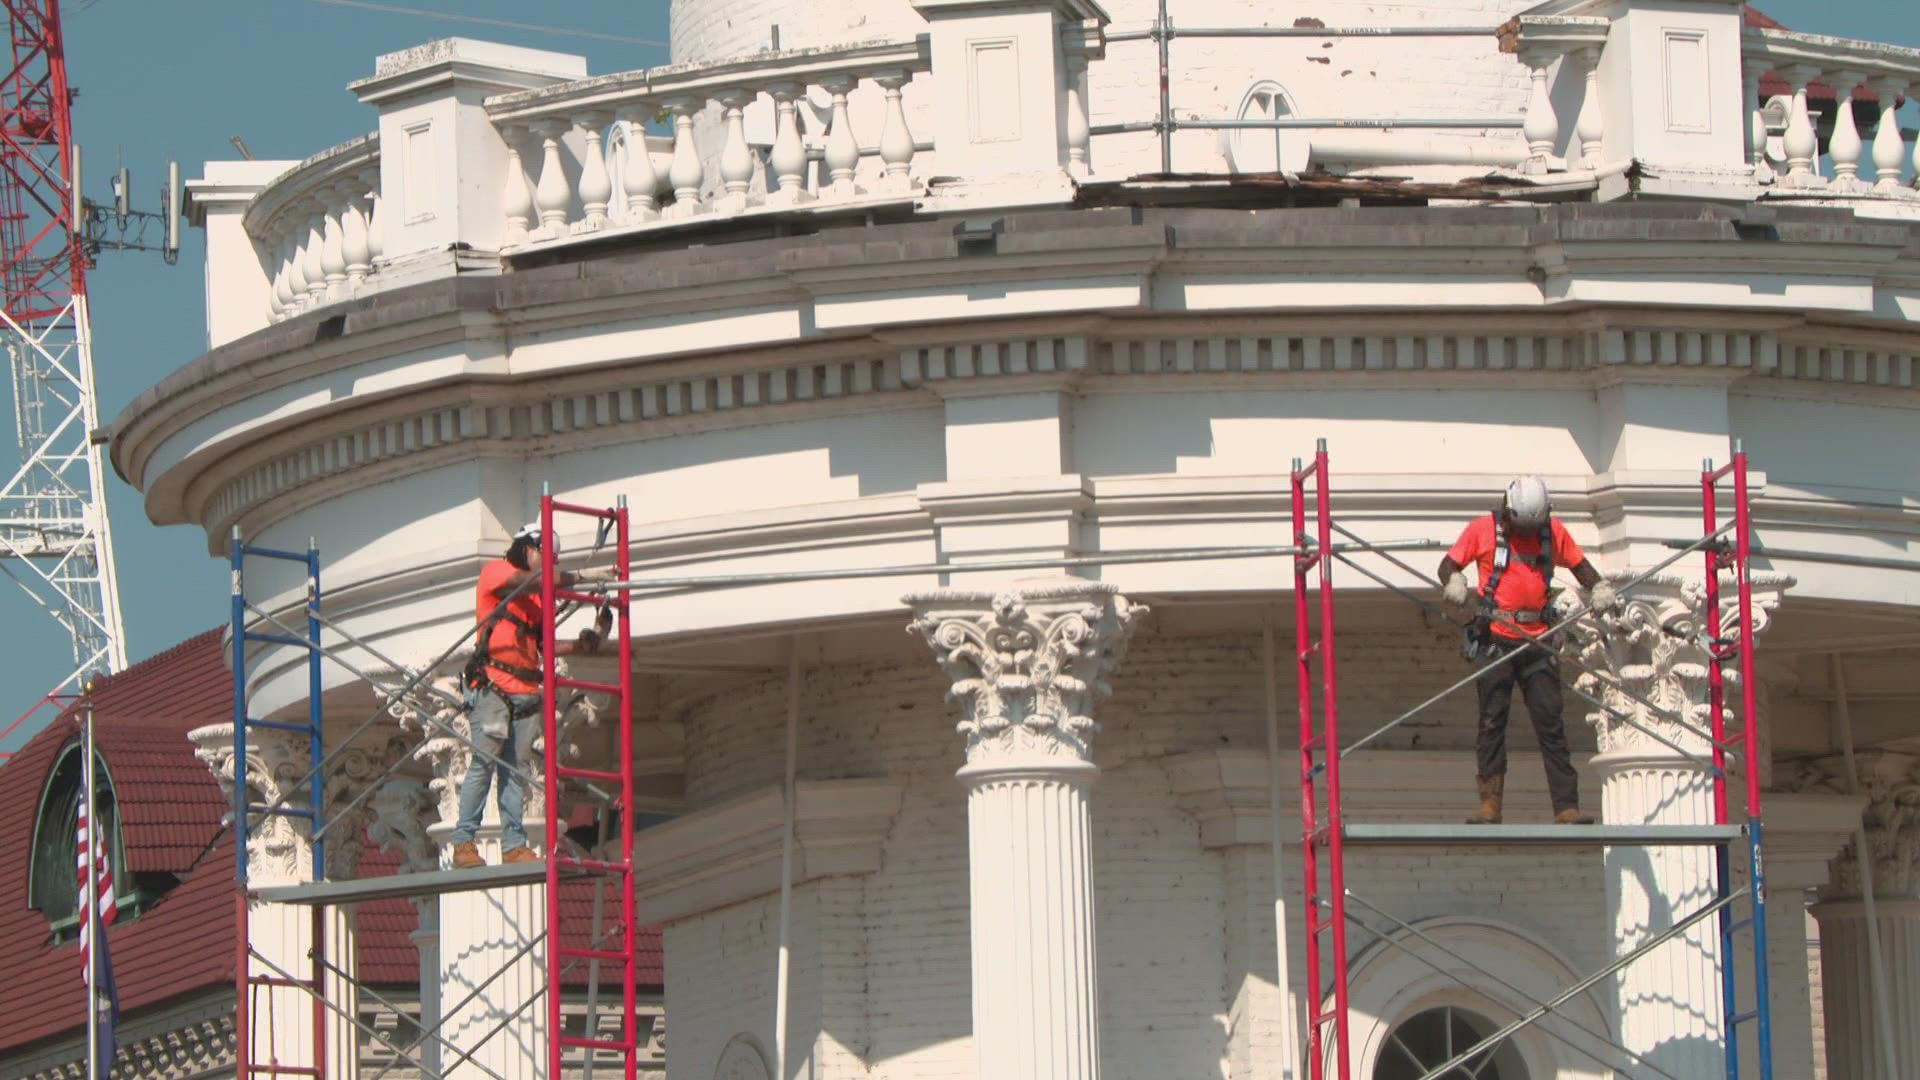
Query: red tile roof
0 630 236 1055
1 628 661 1061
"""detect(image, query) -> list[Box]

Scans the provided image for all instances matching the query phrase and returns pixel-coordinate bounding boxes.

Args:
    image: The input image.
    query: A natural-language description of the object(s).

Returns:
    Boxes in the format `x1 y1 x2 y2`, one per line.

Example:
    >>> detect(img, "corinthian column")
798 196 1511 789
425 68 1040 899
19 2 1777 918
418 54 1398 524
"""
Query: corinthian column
190 724 324 1078
1563 571 1790 1076
1803 751 1920 1080
907 579 1146 1080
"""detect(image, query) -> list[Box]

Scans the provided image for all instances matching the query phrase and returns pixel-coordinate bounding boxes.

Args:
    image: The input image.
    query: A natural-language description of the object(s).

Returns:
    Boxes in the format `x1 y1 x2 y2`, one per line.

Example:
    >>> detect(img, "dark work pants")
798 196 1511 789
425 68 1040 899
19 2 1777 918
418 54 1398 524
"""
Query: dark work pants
1475 636 1580 811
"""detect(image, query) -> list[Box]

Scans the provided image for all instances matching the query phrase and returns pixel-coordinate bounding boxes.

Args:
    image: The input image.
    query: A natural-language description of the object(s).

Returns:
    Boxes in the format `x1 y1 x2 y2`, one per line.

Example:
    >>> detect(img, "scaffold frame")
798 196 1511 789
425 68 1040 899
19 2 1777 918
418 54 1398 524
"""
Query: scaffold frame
211 443 1815 1080
1288 440 1777 1080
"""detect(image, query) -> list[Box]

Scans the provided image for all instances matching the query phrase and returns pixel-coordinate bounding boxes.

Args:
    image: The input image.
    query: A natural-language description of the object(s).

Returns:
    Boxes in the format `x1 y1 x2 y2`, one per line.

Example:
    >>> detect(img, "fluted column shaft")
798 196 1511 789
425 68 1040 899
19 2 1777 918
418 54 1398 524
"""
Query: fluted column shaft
1811 899 1920 1080
1567 571 1791 1076
908 580 1145 1080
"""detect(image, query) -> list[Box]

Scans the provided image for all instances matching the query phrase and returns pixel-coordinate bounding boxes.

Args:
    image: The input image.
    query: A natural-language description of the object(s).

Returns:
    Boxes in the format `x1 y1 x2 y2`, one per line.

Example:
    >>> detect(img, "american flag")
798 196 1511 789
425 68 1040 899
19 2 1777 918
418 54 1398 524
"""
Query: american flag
77 775 120 1072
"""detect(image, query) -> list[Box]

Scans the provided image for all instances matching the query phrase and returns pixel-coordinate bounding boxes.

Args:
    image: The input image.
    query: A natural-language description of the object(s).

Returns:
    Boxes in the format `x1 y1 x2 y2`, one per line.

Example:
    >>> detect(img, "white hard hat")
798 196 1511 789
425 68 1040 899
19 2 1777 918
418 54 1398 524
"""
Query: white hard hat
512 523 559 554
1505 476 1551 528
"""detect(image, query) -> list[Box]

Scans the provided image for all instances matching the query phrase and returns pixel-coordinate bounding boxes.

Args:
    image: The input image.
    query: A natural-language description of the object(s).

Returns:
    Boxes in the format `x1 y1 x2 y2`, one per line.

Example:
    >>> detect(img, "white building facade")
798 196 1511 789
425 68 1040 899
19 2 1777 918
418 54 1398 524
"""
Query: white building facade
115 0 1920 1077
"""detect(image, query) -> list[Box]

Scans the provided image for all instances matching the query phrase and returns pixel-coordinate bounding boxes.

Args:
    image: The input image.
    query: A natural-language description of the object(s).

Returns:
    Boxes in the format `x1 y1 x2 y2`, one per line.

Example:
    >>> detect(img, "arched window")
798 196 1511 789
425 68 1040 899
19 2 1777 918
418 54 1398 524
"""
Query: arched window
1228 80 1302 174
26 740 126 939
1373 1005 1529 1079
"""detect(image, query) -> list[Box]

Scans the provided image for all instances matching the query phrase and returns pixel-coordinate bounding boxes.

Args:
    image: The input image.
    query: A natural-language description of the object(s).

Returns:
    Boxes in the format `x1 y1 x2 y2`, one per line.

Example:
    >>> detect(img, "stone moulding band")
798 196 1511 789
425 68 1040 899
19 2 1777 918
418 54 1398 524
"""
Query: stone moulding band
196 326 1916 545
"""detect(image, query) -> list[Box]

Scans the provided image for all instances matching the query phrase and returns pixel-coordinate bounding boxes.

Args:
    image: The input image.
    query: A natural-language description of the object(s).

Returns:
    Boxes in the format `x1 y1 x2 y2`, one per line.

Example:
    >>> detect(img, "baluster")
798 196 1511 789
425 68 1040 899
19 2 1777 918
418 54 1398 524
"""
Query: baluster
1518 47 1561 174
1063 57 1091 179
275 233 298 318
532 119 572 240
716 90 755 215
365 189 385 265
663 96 705 220
575 112 612 232
1575 47 1604 169
1870 78 1908 192
875 71 917 193
302 211 328 308
320 203 348 303
618 108 662 222
341 186 371 293
284 231 309 315
766 83 811 206
1781 65 1821 186
267 257 286 323
1826 71 1866 192
500 124 533 245
821 76 860 199
1744 64 1771 183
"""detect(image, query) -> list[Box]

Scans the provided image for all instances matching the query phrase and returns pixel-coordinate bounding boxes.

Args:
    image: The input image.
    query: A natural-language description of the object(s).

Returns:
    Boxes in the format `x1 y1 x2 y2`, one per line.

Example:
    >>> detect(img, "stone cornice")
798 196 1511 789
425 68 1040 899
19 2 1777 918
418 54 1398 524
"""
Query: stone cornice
632 778 904 923
114 203 1920 489
132 317 1920 553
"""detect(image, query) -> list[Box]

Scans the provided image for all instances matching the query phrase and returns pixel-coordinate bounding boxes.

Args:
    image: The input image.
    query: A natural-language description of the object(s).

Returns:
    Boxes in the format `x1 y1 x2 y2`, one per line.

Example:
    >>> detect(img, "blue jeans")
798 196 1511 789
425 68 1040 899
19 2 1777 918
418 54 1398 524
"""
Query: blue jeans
451 688 541 850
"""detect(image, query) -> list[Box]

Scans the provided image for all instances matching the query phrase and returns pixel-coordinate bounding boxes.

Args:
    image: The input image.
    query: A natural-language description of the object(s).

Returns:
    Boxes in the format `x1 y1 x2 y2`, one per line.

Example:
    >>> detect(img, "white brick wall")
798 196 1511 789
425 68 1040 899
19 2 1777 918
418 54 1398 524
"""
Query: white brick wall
661 626 1782 1078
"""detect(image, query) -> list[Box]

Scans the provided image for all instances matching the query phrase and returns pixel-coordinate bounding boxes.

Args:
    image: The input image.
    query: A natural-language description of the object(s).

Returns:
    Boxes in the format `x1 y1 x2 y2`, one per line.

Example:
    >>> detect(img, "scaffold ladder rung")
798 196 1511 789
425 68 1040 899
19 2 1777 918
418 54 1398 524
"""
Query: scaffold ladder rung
542 492 641 1080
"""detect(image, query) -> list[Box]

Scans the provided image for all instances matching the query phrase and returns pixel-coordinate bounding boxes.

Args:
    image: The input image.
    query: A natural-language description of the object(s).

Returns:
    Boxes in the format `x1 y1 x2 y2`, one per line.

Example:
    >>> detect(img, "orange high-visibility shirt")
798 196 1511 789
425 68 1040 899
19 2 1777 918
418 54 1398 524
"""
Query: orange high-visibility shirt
476 558 545 694
1446 514 1585 640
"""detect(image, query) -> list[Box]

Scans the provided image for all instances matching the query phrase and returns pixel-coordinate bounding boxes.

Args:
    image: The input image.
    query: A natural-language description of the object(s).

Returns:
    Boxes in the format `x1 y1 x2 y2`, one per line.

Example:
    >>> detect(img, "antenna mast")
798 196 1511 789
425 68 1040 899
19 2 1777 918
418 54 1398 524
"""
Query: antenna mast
0 0 129 738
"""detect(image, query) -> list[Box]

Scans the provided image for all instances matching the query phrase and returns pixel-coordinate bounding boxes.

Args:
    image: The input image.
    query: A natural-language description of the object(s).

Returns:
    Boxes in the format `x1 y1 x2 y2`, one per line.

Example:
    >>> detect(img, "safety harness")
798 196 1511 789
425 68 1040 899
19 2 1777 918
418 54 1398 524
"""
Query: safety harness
1462 512 1556 661
1482 512 1555 625
464 599 544 691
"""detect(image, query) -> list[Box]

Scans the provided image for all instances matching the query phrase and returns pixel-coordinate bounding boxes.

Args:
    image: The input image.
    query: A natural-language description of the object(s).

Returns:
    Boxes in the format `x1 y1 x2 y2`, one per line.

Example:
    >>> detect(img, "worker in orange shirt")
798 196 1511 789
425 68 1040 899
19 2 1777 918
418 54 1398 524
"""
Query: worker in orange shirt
1438 476 1618 826
451 524 612 869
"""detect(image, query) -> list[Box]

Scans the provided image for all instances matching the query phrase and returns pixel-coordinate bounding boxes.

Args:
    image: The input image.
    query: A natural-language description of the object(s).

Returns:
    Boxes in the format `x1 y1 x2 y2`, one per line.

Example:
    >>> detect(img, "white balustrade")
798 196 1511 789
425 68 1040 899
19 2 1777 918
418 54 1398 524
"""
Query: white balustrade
365 189 385 265
320 203 349 304
500 123 534 245
716 90 756 215
616 108 662 222
1871 78 1908 192
766 83 811 207
341 184 371 290
663 96 704 221
1063 57 1092 179
483 41 931 245
1780 65 1822 186
531 120 571 241
575 112 612 232
1826 70 1867 192
302 212 327 308
1518 47 1560 175
1574 47 1604 169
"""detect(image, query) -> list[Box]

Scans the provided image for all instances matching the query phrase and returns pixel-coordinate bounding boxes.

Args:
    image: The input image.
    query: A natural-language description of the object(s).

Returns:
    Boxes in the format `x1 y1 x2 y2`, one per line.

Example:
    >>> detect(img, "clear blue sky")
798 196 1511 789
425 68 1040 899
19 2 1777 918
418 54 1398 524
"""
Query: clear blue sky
1 0 1915 749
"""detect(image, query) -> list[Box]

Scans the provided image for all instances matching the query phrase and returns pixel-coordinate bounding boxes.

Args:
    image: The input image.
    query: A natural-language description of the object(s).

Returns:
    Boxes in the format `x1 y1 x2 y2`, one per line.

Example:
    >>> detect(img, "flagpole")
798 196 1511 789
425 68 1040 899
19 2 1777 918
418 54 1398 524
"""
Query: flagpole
82 688 99 1080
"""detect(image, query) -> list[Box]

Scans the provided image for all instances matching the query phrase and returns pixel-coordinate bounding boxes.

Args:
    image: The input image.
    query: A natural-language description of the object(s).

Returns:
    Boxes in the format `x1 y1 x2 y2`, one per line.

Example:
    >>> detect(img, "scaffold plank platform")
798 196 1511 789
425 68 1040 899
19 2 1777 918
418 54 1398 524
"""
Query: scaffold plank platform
1341 823 1745 847
252 861 570 905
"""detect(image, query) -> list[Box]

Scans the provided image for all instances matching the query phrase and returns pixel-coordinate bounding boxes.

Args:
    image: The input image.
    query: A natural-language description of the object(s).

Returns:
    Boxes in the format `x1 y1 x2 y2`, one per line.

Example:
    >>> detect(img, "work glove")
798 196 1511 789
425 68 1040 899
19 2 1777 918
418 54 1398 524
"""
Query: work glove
1588 581 1620 615
595 604 614 637
1443 572 1470 608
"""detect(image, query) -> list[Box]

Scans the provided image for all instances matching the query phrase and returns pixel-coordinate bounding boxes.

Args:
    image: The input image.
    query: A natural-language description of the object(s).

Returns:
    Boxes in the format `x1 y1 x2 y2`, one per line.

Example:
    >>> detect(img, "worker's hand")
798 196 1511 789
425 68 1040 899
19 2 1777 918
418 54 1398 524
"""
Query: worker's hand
1443 572 1470 608
594 605 614 637
1588 581 1620 615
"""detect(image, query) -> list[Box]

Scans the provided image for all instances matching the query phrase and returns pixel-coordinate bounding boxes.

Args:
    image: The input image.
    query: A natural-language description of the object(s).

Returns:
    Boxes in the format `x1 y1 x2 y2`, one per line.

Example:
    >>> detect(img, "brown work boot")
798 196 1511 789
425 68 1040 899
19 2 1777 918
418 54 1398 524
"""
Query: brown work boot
1465 775 1504 824
501 845 540 864
1554 807 1597 825
450 841 485 870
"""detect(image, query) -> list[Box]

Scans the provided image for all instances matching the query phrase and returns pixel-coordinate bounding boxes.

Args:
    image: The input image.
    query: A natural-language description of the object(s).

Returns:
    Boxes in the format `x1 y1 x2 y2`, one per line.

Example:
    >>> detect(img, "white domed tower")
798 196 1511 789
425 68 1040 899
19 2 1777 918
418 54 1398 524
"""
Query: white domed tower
131 5 1920 1080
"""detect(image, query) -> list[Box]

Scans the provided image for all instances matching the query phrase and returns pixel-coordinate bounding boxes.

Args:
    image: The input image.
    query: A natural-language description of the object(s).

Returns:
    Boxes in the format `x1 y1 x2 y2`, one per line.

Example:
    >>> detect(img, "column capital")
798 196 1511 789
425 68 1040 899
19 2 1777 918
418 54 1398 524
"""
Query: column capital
1787 750 1920 900
906 577 1144 771
368 777 442 874
189 722 316 886
1560 569 1792 760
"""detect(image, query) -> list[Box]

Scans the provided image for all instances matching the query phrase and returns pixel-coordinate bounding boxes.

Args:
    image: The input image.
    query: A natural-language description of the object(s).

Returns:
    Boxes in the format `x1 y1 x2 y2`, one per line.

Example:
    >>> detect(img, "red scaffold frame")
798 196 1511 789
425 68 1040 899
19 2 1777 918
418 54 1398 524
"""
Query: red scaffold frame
540 493 640 1080
1291 442 1774 1080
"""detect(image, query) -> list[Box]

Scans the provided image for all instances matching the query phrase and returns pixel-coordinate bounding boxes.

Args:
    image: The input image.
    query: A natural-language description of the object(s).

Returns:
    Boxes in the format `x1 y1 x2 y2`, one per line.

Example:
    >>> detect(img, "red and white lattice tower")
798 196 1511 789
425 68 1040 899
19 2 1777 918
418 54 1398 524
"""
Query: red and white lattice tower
0 0 127 735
